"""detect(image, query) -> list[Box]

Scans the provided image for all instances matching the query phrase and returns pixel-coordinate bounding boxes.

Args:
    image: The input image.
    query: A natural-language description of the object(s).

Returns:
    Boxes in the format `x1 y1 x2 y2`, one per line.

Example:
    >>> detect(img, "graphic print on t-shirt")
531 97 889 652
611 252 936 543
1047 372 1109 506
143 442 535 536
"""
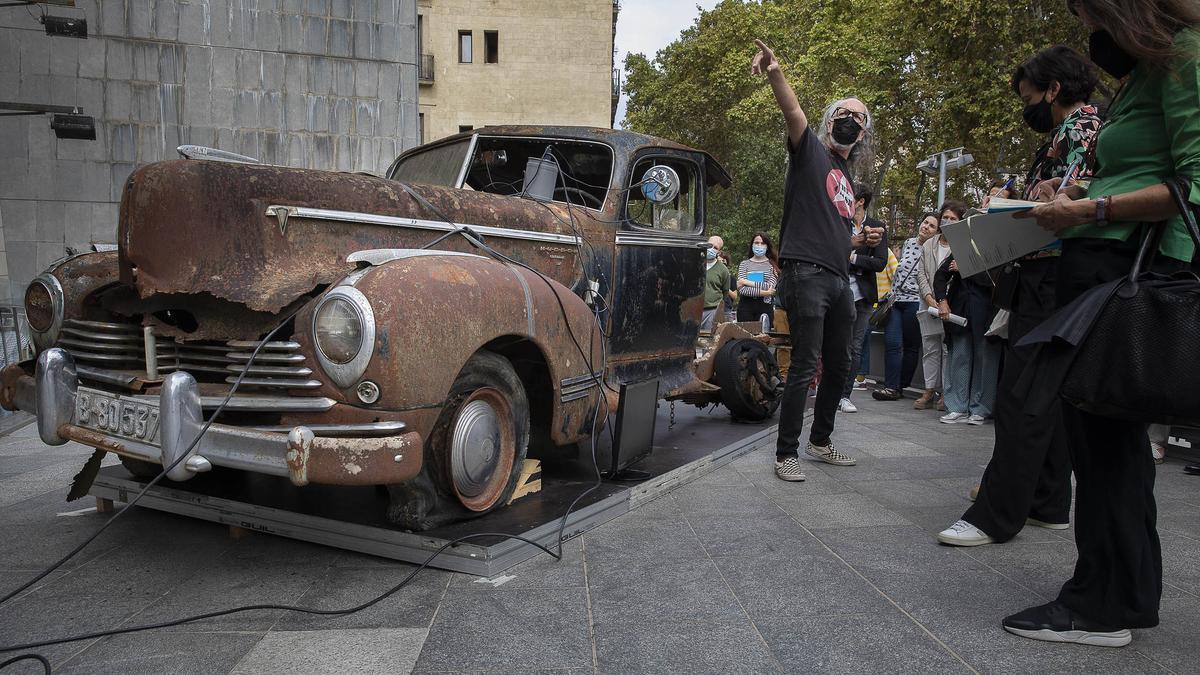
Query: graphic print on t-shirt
825 168 855 219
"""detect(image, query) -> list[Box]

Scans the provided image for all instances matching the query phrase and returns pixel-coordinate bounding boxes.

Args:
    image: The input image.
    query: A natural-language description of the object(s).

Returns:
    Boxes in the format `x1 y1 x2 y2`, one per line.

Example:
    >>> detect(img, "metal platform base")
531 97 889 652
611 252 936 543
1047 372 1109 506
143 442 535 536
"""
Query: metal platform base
89 405 778 577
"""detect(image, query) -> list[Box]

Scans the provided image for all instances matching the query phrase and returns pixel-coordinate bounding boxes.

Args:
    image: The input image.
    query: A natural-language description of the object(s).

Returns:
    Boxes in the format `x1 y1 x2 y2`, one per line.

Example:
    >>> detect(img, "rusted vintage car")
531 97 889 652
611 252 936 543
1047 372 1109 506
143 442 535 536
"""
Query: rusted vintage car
1 126 780 529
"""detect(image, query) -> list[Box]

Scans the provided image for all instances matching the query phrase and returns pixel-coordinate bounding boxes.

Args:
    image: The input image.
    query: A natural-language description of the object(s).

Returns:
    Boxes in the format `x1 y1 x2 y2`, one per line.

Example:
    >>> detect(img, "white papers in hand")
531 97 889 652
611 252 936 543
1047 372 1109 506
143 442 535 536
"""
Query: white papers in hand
940 212 1058 278
925 306 968 327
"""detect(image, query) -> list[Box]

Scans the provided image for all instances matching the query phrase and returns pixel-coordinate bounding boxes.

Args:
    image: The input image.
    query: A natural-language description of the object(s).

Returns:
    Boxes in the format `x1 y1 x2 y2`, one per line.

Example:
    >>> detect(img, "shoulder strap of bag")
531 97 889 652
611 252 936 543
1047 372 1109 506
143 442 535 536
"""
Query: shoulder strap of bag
1170 177 1200 253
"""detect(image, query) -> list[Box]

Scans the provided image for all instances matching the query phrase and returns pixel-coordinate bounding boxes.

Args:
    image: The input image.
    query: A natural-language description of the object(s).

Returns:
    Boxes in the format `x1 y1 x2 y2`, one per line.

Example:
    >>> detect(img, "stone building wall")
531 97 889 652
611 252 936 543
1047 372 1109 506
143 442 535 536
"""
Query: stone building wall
0 0 419 303
416 0 616 142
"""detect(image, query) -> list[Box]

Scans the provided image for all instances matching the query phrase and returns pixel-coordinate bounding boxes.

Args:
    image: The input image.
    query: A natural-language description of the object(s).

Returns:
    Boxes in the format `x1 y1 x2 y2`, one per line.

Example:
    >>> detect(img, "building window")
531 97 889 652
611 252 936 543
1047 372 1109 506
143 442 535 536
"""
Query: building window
459 125 473 133
458 31 472 63
418 113 425 144
484 31 498 64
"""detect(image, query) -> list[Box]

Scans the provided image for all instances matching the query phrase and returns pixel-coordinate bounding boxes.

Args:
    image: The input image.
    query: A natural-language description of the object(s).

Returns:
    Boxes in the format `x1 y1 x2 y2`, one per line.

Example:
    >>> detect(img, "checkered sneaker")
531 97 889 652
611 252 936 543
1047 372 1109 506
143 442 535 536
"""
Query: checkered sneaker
806 441 857 466
774 456 807 482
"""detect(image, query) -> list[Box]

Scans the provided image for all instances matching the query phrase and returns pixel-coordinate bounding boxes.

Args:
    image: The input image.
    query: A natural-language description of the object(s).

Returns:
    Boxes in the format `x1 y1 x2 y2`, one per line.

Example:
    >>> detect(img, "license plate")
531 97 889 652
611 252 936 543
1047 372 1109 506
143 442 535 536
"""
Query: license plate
75 388 162 447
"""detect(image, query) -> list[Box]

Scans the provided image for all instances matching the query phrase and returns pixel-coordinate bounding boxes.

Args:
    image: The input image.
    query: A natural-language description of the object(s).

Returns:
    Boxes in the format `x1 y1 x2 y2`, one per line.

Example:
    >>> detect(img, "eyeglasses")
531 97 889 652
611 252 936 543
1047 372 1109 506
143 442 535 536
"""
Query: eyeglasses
833 107 868 126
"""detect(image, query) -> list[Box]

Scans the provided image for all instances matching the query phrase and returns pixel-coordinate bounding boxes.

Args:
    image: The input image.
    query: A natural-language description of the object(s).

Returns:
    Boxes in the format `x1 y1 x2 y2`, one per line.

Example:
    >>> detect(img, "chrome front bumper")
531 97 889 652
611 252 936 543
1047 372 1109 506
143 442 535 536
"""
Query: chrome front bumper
6 348 424 486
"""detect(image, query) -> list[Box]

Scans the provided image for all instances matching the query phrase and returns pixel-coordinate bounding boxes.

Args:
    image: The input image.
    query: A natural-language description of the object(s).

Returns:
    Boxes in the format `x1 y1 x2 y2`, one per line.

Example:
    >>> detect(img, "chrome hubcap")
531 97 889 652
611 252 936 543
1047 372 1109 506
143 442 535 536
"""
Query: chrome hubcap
451 398 503 500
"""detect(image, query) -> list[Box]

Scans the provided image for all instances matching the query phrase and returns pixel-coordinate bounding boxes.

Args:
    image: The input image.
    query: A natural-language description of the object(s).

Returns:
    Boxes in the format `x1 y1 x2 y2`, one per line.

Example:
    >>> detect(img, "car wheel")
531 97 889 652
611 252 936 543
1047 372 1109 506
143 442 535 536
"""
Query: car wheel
387 350 529 530
714 338 782 422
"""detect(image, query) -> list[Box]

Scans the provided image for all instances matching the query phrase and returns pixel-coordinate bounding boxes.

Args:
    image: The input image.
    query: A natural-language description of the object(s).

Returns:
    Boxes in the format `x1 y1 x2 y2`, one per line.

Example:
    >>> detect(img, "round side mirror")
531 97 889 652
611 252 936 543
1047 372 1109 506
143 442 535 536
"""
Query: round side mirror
640 165 681 205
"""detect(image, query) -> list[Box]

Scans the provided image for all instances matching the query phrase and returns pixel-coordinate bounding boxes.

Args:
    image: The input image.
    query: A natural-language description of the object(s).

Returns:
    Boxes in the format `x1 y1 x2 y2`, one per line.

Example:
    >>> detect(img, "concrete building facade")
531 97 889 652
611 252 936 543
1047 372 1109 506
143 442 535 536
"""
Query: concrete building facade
415 0 617 143
0 0 420 304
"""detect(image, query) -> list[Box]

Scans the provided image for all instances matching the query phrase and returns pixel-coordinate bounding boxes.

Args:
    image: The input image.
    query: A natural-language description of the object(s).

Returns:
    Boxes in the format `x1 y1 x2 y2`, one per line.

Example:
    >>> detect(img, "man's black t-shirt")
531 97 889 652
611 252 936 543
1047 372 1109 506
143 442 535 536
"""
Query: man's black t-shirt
777 127 855 276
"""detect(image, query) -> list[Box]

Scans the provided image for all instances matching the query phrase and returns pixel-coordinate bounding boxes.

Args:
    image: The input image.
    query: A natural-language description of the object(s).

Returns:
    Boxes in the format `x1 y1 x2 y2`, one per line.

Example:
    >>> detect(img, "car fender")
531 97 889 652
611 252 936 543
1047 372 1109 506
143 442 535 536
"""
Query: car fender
301 251 604 444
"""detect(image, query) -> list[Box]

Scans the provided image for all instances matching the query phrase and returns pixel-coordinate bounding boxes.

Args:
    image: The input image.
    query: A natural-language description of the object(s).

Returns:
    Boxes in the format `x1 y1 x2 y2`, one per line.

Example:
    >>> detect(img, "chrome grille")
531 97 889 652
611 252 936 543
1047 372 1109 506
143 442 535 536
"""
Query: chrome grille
59 319 319 391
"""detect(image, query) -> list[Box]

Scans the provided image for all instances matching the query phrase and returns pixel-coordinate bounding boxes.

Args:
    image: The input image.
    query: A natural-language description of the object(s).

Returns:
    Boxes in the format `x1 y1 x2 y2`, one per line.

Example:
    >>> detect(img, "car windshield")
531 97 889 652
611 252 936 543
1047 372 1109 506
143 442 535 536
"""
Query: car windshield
389 139 471 186
462 137 613 210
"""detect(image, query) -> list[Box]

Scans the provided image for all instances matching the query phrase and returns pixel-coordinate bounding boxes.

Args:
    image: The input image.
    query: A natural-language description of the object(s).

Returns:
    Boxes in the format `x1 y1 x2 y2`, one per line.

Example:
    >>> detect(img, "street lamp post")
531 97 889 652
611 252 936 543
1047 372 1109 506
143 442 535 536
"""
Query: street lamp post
917 147 975 208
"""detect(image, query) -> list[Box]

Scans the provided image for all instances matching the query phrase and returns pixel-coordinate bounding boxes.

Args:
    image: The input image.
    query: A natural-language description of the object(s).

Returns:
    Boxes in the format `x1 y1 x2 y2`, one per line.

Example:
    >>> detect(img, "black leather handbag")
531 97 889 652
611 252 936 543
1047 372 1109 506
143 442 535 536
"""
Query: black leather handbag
1058 179 1200 425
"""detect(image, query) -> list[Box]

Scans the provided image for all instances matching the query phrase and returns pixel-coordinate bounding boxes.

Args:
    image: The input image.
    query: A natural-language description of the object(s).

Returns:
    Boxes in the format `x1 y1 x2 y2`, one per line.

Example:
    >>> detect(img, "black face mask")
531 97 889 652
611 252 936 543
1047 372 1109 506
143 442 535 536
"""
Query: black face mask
832 117 863 146
1090 29 1137 79
1022 98 1056 134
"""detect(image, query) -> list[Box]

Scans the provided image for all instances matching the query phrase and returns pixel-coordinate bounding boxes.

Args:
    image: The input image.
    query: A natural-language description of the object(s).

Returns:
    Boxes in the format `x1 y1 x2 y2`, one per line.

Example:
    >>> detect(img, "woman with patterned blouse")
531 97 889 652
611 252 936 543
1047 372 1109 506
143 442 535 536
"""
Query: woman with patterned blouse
872 227 924 400
939 47 1103 553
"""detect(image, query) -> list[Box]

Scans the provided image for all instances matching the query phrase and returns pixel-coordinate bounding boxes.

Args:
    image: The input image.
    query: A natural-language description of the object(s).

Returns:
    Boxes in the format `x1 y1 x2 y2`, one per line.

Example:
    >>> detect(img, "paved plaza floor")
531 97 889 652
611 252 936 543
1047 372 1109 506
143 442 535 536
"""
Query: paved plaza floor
0 396 1198 674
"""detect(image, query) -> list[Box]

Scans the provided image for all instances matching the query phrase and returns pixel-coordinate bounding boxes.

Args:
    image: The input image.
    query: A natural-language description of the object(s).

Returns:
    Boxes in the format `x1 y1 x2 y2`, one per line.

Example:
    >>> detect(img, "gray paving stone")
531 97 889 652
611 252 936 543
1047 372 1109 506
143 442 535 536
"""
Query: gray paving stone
594 614 779 674
413 587 591 671
812 525 989 581
684 510 818 559
852 479 967 510
867 571 1045 662
587 557 748 624
969 640 1168 674
714 549 892 621
233 628 426 674
448 537 584 591
768 491 913 530
670 483 781 517
582 512 707 562
273 563 450 631
57 630 264 675
758 611 971 674
1158 529 1200 597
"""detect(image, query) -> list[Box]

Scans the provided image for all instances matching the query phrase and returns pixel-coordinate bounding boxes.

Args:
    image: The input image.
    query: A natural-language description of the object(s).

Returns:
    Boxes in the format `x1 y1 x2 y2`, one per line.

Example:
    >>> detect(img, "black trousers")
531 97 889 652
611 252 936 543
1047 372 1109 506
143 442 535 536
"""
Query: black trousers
1053 237 1185 629
737 296 773 327
964 258 1072 540
775 262 855 457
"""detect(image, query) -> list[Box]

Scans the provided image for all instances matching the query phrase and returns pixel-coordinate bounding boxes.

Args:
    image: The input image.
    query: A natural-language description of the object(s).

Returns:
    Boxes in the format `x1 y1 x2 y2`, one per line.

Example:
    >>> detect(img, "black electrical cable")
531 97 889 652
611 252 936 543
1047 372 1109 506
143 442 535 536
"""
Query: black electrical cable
0 306 305 609
0 653 48 675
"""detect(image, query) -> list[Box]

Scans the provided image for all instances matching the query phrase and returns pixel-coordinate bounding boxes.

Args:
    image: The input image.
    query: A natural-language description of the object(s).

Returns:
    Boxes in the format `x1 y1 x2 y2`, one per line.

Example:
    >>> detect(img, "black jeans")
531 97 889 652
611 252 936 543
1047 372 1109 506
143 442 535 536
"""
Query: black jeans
964 258 1071 541
776 262 855 457
1054 237 1185 629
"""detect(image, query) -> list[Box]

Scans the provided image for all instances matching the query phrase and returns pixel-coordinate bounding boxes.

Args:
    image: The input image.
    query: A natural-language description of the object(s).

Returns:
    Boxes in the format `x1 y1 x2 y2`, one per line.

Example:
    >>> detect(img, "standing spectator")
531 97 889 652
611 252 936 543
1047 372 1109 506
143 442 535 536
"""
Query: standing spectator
939 45 1101 548
736 232 780 326
874 230 923 400
750 38 878 480
838 185 889 413
915 212 951 410
701 236 737 333
932 201 1001 426
720 251 738 322
1007 0 1200 646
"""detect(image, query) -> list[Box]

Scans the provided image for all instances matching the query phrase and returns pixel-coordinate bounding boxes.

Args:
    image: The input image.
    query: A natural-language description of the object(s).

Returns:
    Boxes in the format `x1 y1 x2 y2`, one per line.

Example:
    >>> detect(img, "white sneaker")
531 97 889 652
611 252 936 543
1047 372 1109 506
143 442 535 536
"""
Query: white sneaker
805 441 857 466
838 398 858 413
774 456 807 482
940 412 969 424
937 519 994 546
967 414 988 425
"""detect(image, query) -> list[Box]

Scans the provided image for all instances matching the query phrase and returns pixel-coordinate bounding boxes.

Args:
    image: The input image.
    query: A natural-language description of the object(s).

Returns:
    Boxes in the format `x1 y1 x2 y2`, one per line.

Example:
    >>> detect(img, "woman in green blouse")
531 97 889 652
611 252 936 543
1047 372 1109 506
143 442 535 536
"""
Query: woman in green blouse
1009 0 1200 648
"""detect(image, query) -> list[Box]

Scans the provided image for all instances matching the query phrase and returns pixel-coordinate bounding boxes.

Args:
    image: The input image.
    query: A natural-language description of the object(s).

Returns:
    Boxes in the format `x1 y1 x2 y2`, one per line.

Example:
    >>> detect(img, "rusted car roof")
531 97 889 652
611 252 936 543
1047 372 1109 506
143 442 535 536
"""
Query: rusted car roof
399 125 734 189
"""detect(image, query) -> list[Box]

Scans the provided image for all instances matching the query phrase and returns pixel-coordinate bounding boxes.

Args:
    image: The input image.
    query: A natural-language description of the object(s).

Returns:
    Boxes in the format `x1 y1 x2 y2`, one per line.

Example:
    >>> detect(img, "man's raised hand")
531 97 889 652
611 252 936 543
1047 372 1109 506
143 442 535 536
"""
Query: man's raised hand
751 39 778 75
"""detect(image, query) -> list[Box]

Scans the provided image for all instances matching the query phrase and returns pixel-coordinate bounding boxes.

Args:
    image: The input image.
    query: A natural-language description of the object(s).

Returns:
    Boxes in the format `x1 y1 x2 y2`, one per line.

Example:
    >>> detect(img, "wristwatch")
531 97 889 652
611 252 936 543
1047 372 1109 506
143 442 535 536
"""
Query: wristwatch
1095 195 1110 225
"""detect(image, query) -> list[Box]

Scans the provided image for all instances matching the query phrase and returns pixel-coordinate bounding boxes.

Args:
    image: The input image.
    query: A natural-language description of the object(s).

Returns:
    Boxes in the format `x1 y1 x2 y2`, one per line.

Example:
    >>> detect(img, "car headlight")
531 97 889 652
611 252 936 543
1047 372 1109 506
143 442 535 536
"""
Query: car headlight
315 297 363 364
312 287 376 389
26 274 64 351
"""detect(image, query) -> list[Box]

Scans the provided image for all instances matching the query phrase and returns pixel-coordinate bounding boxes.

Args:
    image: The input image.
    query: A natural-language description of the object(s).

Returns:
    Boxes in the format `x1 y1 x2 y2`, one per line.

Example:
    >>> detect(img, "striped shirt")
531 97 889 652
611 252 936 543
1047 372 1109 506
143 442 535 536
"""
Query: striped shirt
737 258 778 297
875 248 899 301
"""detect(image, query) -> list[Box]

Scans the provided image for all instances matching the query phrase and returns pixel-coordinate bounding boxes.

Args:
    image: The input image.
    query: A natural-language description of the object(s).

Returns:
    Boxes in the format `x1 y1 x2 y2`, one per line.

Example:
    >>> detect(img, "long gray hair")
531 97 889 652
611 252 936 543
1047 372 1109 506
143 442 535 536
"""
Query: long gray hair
815 98 875 169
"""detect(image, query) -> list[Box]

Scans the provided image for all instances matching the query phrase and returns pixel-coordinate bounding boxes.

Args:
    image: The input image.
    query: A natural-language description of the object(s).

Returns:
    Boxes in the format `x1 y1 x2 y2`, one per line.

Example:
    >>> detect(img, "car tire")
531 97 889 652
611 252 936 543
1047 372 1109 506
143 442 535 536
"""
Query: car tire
387 350 530 530
714 338 782 422
119 456 161 480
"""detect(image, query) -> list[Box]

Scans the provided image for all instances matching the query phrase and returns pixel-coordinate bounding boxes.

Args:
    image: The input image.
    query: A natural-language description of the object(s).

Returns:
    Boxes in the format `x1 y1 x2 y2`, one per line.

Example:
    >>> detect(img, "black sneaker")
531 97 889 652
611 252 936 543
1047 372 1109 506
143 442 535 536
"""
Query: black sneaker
1002 601 1131 647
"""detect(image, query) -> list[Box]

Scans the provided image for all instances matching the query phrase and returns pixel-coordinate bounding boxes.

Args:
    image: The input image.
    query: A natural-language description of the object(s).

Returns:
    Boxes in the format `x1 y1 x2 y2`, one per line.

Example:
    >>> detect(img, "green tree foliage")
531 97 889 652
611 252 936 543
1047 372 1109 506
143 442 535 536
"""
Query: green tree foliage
623 0 1089 254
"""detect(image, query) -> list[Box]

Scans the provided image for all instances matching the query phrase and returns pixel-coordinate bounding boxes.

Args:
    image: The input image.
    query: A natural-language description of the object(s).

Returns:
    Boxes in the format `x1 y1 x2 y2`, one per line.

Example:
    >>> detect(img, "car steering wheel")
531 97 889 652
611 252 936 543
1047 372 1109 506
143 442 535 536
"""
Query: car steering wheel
554 186 604 209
